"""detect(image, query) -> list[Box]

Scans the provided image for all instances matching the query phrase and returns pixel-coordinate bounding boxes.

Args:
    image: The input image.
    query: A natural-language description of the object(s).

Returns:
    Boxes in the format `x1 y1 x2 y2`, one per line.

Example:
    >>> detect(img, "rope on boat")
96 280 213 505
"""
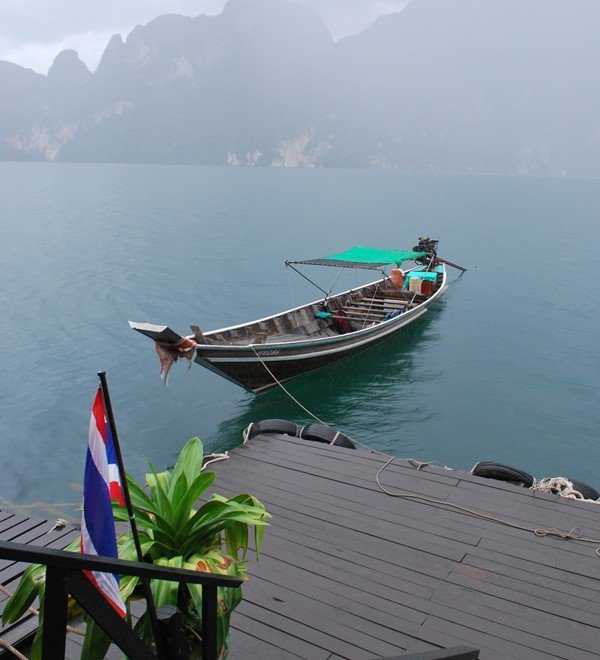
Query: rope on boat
286 271 296 307
249 345 433 459
249 348 600 558
325 266 346 299
249 347 331 425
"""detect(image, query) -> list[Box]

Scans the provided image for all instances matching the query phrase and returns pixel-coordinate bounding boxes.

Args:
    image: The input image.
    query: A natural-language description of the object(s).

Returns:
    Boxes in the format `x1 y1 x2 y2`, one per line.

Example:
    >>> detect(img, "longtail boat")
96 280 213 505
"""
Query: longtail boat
130 239 462 393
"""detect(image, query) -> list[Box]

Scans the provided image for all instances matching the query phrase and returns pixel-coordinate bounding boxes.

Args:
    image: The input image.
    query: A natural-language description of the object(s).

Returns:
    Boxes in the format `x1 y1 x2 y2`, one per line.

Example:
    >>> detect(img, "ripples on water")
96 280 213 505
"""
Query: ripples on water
1 163 599 519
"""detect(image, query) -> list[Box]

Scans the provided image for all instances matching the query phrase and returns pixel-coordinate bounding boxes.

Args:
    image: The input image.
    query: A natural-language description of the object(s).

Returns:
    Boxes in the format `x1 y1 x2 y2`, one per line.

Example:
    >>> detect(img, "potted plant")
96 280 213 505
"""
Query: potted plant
3 437 269 658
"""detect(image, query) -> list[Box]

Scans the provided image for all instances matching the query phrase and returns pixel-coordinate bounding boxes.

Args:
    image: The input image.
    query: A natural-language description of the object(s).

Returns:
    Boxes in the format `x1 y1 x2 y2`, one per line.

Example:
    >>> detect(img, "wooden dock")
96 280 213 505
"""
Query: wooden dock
0 511 79 655
2 433 600 659
211 433 600 659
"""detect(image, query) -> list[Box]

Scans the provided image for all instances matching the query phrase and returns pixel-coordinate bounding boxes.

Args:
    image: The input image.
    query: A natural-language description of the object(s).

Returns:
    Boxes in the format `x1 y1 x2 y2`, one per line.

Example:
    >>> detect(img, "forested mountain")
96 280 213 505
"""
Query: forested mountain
2 0 599 176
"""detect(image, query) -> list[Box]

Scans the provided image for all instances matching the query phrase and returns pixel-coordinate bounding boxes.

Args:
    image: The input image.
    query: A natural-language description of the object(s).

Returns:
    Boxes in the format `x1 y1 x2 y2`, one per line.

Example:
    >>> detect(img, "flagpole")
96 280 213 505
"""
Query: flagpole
97 371 165 656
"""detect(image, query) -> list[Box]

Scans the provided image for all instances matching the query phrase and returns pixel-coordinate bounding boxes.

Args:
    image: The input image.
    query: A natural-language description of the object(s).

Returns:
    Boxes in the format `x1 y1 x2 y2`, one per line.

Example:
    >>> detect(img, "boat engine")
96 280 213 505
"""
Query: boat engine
412 236 439 265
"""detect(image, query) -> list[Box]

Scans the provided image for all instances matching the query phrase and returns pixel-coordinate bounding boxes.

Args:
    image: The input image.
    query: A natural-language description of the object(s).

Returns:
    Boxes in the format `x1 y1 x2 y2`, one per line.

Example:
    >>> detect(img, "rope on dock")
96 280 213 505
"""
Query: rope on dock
532 476 598 502
249 346 600 557
376 456 600 558
201 453 230 470
0 583 85 643
0 637 28 660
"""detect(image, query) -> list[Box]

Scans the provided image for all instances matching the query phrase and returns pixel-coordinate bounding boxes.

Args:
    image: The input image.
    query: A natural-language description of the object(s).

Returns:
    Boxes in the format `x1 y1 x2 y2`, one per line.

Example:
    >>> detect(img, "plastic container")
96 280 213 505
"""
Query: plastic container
408 278 422 293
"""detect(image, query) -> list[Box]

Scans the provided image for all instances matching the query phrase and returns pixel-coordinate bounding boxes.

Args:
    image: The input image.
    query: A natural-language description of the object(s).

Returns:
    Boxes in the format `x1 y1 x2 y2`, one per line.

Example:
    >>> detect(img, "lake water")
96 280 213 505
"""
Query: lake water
1 162 599 520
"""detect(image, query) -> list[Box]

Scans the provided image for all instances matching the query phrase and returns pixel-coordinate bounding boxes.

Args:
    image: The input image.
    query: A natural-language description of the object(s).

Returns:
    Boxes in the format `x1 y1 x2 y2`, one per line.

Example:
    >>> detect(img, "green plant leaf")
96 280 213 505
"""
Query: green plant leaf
180 518 268 558
123 475 160 515
187 549 237 576
221 493 269 558
29 579 45 660
2 563 45 624
171 472 189 512
169 437 204 496
151 556 183 608
210 493 270 521
147 464 175 522
217 610 229 657
178 497 268 544
64 537 81 552
113 507 166 534
120 574 141 602
177 499 230 540
173 471 216 533
117 533 155 562
147 462 172 500
80 616 112 660
224 522 248 558
181 529 256 560
150 527 181 557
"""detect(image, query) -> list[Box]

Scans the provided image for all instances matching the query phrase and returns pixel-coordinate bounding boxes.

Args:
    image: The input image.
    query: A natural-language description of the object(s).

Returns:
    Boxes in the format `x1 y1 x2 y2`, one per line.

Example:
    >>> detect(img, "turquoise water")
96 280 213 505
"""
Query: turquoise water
1 162 599 519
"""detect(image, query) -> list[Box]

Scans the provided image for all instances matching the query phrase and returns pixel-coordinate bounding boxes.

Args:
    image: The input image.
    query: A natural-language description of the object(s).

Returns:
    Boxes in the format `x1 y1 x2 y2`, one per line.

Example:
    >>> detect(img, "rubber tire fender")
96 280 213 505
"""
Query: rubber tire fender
247 419 299 440
568 480 600 501
471 461 534 488
299 423 356 449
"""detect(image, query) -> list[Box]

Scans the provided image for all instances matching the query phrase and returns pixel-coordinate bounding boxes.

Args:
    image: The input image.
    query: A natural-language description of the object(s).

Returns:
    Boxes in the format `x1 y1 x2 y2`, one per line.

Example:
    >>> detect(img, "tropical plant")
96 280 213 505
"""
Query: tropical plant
3 437 269 658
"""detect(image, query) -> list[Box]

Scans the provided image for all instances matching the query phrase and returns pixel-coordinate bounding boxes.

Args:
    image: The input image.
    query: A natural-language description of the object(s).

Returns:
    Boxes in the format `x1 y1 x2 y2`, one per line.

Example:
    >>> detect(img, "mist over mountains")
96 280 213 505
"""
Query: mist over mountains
2 0 600 176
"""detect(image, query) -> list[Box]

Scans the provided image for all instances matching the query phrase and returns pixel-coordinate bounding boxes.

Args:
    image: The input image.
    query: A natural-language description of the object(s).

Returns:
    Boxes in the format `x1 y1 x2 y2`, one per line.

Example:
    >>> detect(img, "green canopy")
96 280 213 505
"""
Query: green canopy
287 246 428 269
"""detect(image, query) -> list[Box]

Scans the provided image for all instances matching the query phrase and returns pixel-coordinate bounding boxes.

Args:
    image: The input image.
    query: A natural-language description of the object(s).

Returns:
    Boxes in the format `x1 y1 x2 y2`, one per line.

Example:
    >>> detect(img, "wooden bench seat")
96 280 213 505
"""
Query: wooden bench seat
341 306 385 320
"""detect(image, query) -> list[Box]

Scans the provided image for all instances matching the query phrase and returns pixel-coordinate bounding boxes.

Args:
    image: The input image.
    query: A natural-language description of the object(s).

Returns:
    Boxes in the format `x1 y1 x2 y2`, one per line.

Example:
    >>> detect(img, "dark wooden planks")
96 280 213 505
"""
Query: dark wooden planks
210 433 600 659
459 552 600 605
228 626 305 659
0 512 79 657
4 433 597 659
212 461 476 561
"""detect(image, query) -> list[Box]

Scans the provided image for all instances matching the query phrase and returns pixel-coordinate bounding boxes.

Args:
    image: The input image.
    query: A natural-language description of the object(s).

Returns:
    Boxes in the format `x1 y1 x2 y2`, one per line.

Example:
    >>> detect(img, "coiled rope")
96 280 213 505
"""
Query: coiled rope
532 476 598 502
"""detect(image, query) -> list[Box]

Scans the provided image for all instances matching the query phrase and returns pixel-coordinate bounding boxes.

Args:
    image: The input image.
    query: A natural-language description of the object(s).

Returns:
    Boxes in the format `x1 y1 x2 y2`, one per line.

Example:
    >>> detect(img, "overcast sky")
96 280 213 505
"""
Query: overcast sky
0 0 407 74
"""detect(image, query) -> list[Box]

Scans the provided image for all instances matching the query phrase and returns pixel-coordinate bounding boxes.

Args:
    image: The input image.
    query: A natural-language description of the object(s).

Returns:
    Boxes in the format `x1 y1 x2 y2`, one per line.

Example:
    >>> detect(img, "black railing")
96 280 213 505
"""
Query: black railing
0 540 243 659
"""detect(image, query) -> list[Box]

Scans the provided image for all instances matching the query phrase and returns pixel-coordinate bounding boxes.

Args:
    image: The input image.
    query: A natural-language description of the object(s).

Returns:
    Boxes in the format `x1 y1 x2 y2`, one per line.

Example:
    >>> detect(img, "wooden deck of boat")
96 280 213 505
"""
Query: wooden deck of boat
211 433 600 660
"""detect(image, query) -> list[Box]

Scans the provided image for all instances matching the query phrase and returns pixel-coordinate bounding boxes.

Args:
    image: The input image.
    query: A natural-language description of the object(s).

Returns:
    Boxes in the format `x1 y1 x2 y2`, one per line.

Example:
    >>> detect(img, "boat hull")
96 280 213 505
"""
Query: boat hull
196 304 431 392
130 262 448 393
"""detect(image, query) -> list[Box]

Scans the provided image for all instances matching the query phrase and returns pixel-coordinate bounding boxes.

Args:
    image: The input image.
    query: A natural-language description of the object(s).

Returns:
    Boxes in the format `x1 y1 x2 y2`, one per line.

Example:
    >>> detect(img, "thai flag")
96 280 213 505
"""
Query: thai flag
80 388 127 618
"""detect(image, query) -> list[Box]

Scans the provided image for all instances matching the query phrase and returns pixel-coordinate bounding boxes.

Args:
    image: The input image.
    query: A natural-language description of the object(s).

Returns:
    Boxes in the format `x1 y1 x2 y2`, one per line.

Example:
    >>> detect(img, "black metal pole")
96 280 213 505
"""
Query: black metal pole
285 263 330 297
41 565 69 659
437 256 467 272
202 584 218 660
97 371 165 657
